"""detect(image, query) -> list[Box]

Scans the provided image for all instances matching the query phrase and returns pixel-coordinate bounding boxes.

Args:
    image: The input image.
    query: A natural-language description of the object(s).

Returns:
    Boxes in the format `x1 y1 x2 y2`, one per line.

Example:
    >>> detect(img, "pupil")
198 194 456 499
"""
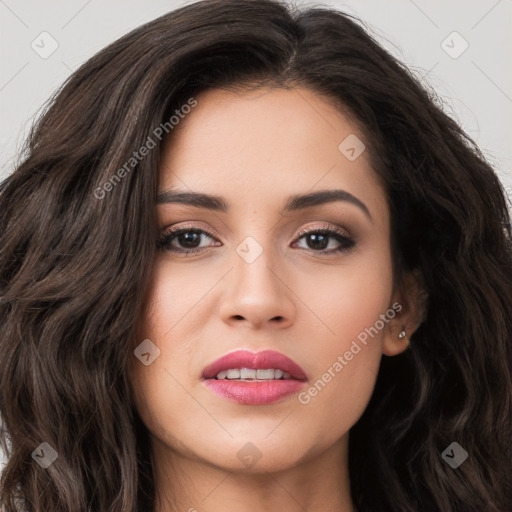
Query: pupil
308 233 328 250
179 231 200 248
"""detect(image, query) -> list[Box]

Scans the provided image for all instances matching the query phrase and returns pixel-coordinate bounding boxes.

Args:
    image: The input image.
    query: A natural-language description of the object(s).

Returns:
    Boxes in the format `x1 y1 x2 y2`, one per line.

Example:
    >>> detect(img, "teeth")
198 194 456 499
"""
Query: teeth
214 368 293 380
256 369 274 379
241 368 257 379
226 369 240 379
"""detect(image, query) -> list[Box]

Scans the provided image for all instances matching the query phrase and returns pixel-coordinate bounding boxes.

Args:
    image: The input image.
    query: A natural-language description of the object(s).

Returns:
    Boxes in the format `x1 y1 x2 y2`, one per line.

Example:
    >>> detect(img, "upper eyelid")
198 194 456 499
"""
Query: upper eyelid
162 222 352 241
163 222 220 239
295 223 351 237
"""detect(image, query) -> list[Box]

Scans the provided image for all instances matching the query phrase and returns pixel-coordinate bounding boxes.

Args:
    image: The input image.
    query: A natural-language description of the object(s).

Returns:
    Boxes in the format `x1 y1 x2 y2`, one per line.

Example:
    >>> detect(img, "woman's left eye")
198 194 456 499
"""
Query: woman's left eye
292 227 355 254
156 225 355 255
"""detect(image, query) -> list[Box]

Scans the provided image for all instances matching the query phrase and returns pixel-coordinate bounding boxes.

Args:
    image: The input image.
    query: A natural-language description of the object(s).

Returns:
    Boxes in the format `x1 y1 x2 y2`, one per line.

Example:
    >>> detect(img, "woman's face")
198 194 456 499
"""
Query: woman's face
130 86 410 473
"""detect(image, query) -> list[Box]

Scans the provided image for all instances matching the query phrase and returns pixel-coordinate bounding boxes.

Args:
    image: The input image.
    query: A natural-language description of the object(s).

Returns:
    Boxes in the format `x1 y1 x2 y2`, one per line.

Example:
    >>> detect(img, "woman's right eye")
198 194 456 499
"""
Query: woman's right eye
156 227 220 255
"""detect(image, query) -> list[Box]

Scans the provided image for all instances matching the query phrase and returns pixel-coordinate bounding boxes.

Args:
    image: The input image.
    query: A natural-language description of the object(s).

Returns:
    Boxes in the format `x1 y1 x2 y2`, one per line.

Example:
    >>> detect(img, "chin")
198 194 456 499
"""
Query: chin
188 435 311 474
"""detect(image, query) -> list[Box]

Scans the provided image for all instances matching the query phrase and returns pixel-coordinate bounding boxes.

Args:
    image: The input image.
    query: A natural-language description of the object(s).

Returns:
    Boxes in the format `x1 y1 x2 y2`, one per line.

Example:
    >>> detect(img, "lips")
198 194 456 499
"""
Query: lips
201 349 308 405
201 349 308 381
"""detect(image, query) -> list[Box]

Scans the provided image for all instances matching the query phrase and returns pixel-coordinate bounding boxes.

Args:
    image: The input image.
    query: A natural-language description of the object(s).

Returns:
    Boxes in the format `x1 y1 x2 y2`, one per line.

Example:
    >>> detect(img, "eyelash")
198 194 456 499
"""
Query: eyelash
156 223 356 256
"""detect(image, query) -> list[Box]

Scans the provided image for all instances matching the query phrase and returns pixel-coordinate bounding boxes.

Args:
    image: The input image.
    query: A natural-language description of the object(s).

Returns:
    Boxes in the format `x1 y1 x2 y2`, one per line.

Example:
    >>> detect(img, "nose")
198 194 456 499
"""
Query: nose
218 242 296 330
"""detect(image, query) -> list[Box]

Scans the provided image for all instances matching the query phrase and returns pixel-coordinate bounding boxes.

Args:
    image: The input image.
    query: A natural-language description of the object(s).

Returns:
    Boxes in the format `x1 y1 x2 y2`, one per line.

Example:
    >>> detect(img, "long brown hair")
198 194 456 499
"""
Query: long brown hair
1 1 511 510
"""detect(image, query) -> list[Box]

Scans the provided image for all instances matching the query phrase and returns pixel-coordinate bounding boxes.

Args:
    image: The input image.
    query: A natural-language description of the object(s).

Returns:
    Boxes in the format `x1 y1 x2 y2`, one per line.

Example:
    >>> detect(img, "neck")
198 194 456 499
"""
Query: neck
151 434 356 512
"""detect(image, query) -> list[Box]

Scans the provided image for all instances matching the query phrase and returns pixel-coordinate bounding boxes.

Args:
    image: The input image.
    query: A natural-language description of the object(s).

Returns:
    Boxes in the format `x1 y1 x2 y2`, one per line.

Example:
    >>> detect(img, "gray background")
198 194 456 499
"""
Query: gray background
0 0 511 467
1 0 511 192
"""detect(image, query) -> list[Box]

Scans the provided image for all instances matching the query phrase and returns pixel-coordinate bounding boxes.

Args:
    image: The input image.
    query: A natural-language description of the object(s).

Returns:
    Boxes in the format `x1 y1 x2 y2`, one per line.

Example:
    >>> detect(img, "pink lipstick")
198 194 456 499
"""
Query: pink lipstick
201 349 308 405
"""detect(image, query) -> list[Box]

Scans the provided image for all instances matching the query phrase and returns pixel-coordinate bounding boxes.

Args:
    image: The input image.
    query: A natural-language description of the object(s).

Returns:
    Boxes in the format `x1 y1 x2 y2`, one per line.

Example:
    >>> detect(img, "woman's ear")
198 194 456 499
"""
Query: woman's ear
382 268 428 356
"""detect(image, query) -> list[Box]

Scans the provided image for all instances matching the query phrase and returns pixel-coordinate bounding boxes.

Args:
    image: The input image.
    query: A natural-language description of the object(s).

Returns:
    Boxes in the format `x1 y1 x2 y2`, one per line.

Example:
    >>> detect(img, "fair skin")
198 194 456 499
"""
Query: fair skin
129 86 422 512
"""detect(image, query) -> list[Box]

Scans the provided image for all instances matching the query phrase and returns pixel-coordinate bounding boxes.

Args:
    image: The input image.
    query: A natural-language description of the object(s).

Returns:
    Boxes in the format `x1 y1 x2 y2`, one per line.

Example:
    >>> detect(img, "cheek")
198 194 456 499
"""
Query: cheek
297 239 394 346
292 246 394 431
130 260 219 442
130 361 196 450
135 259 213 366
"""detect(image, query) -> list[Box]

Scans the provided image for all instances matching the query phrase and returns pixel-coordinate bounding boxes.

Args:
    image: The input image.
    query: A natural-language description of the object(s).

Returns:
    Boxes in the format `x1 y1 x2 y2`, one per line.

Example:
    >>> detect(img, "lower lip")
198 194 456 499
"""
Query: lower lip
203 379 306 405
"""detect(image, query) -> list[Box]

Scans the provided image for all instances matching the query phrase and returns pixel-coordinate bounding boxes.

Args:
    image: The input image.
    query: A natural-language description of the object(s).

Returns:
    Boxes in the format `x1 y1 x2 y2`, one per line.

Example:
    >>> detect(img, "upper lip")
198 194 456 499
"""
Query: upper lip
202 349 308 381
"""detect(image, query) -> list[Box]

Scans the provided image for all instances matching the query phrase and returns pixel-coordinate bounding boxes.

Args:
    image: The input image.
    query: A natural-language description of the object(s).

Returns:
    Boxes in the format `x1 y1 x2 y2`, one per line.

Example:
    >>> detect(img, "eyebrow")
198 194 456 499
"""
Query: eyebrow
156 188 372 221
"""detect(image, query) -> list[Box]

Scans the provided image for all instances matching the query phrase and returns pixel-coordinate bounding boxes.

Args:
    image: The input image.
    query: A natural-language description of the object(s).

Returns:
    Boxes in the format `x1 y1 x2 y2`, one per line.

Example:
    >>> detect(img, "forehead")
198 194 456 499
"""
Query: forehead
158 87 387 221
